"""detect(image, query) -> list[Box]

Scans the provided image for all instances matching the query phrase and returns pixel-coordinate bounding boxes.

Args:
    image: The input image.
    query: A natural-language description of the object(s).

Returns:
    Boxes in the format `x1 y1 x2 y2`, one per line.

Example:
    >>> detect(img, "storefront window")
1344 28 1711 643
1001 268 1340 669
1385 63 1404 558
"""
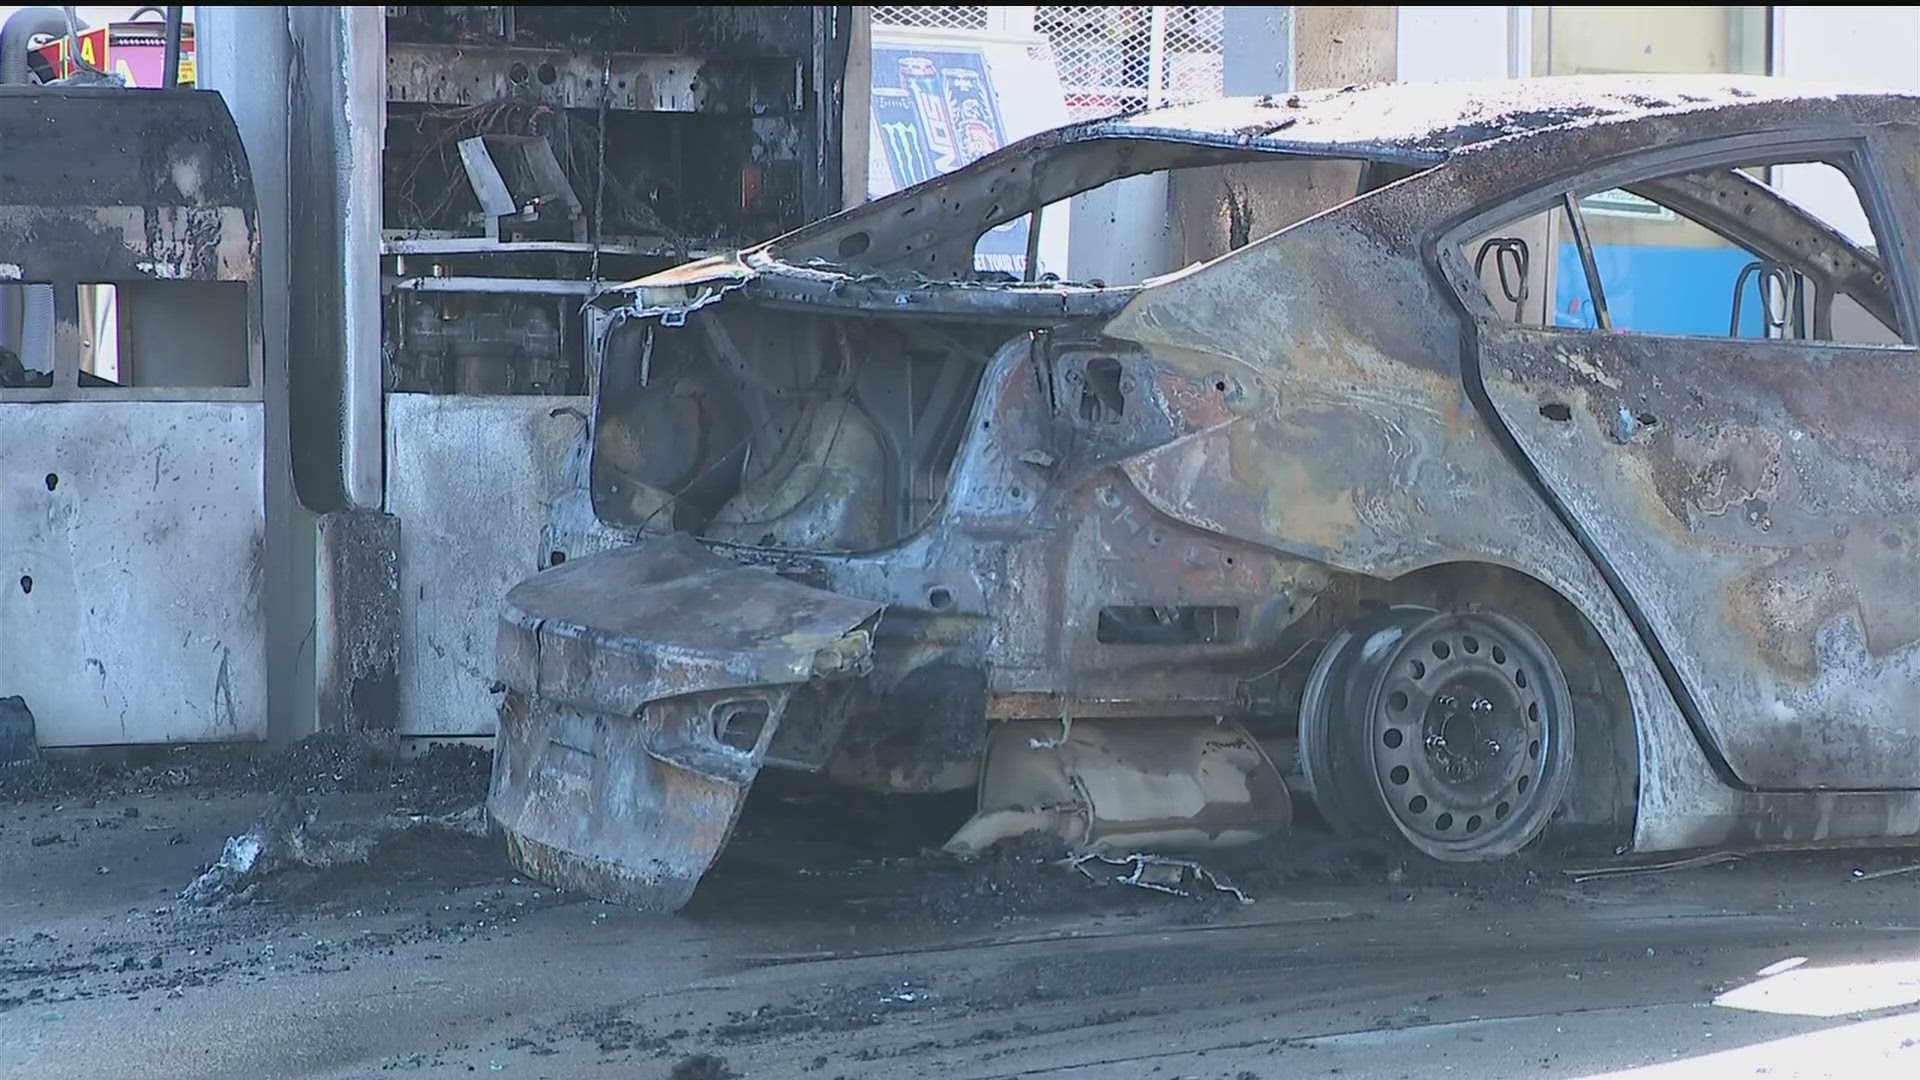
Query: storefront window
1532 6 1770 77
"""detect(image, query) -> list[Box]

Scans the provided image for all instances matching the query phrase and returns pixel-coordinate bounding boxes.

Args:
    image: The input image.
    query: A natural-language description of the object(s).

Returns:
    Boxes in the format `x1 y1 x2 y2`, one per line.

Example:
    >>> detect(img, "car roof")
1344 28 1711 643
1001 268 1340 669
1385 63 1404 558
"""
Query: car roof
614 75 1916 298
1061 75 1920 166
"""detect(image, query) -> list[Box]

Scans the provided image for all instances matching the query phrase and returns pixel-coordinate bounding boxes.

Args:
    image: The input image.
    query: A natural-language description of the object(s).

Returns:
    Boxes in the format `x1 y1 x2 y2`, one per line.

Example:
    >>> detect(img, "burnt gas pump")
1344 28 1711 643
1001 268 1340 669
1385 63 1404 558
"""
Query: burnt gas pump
3 5 858 750
0 76 271 747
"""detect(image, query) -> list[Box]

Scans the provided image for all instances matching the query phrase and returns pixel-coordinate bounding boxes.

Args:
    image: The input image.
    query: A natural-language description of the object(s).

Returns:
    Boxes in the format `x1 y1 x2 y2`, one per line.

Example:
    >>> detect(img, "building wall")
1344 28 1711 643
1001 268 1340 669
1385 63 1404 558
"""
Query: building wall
1392 6 1920 91
1530 6 1769 77
1772 6 1920 90
1396 7 1517 81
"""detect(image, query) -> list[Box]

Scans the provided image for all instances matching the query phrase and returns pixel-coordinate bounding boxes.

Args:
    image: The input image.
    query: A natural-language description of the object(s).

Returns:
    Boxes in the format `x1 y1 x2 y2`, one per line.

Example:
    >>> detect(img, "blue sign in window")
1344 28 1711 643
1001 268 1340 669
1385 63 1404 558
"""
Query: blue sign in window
1555 242 1770 337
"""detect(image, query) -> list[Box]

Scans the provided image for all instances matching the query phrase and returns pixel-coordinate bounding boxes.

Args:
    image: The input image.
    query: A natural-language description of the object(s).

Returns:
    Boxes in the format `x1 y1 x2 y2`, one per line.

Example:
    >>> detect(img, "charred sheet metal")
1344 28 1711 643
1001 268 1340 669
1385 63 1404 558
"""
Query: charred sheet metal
0 87 256 216
0 205 254 285
0 87 258 287
0 404 267 746
384 43 803 115
1478 330 1920 790
387 393 586 737
491 691 776 909
1407 101 1920 796
495 535 882 714
1096 144 1684 846
594 78 1914 296
489 535 881 908
1106 197 1569 581
1097 76 1836 161
1099 84 1920 848
946 718 1292 856
740 77 1844 279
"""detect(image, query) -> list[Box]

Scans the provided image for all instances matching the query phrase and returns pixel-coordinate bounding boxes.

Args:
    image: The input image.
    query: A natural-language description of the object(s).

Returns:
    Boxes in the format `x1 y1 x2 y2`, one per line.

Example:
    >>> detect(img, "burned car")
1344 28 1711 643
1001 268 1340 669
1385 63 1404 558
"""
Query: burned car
488 76 1920 909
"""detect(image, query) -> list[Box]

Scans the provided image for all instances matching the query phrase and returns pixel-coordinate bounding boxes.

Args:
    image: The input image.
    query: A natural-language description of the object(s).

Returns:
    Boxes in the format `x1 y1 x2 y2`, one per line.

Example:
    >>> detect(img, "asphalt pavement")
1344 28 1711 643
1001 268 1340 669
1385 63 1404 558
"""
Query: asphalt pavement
2 769 1916 1079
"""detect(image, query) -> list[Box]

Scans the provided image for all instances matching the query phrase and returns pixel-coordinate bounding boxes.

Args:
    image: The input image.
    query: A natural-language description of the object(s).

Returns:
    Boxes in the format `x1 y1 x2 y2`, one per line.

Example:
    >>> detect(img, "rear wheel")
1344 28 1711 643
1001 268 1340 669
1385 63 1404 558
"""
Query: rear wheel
1300 604 1575 861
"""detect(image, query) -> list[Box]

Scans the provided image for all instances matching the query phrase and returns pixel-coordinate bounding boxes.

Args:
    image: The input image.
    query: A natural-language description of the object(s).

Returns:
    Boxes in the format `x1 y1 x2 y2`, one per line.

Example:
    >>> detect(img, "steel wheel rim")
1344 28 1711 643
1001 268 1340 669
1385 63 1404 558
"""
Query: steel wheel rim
1304 606 1574 860
1363 610 1569 856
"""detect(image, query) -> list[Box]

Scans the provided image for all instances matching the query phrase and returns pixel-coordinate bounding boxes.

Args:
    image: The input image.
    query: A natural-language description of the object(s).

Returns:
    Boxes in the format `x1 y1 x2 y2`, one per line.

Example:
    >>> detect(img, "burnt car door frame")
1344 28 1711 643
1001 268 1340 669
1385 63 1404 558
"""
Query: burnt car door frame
1437 127 1920 793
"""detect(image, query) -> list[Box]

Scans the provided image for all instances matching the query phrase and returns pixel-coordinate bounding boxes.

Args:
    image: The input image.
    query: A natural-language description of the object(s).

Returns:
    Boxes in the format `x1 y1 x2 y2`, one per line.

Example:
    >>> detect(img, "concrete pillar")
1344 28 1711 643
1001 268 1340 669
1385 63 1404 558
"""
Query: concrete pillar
206 6 398 739
841 6 871 210
1223 6 1294 94
1153 6 1297 280
194 6 318 743
277 5 385 516
1292 6 1397 90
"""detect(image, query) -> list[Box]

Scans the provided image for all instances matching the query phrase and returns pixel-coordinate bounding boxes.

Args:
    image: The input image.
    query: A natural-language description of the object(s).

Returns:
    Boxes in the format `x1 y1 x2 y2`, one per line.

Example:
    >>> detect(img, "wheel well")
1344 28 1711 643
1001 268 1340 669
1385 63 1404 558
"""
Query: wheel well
1294 561 1639 852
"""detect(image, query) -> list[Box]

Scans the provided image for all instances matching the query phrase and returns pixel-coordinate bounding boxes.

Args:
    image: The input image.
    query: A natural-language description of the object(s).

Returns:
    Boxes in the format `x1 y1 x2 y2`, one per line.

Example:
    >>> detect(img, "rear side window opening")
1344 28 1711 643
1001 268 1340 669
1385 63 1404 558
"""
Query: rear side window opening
1026 155 1389 287
778 137 1424 288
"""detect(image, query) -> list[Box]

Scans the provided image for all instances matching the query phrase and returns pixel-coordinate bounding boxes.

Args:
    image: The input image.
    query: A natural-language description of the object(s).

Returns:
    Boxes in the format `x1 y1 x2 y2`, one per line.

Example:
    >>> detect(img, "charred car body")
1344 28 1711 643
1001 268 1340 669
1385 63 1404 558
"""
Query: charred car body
489 77 1920 909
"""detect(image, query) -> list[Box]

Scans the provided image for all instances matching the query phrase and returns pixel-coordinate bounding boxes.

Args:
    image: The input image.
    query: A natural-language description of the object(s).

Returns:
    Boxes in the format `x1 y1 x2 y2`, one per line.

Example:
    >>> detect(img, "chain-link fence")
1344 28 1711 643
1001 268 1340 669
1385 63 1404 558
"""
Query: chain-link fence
871 6 993 33
873 5 1226 121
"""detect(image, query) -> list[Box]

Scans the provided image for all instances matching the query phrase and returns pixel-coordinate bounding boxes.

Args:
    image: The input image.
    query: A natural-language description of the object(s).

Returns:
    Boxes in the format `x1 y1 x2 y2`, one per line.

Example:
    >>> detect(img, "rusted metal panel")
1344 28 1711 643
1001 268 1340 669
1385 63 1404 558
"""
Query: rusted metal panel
1383 99 1920 795
1086 151 1710 852
490 688 786 910
0 403 267 745
387 393 586 737
0 206 255 284
1056 89 1919 837
947 718 1291 855
1136 90 1917 809
0 88 256 205
496 535 884 716
1106 202 1580 583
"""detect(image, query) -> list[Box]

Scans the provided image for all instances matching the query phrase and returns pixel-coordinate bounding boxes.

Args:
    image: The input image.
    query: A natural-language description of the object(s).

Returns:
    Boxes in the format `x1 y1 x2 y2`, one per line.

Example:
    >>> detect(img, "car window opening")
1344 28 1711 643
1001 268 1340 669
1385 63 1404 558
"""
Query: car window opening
773 138 1416 288
1462 157 1906 347
977 154 1380 286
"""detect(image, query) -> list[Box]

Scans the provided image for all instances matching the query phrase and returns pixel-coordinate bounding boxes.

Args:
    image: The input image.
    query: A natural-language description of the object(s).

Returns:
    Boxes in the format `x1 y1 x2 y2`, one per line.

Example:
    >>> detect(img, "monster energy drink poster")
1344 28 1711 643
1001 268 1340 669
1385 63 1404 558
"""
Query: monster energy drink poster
869 35 1069 276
